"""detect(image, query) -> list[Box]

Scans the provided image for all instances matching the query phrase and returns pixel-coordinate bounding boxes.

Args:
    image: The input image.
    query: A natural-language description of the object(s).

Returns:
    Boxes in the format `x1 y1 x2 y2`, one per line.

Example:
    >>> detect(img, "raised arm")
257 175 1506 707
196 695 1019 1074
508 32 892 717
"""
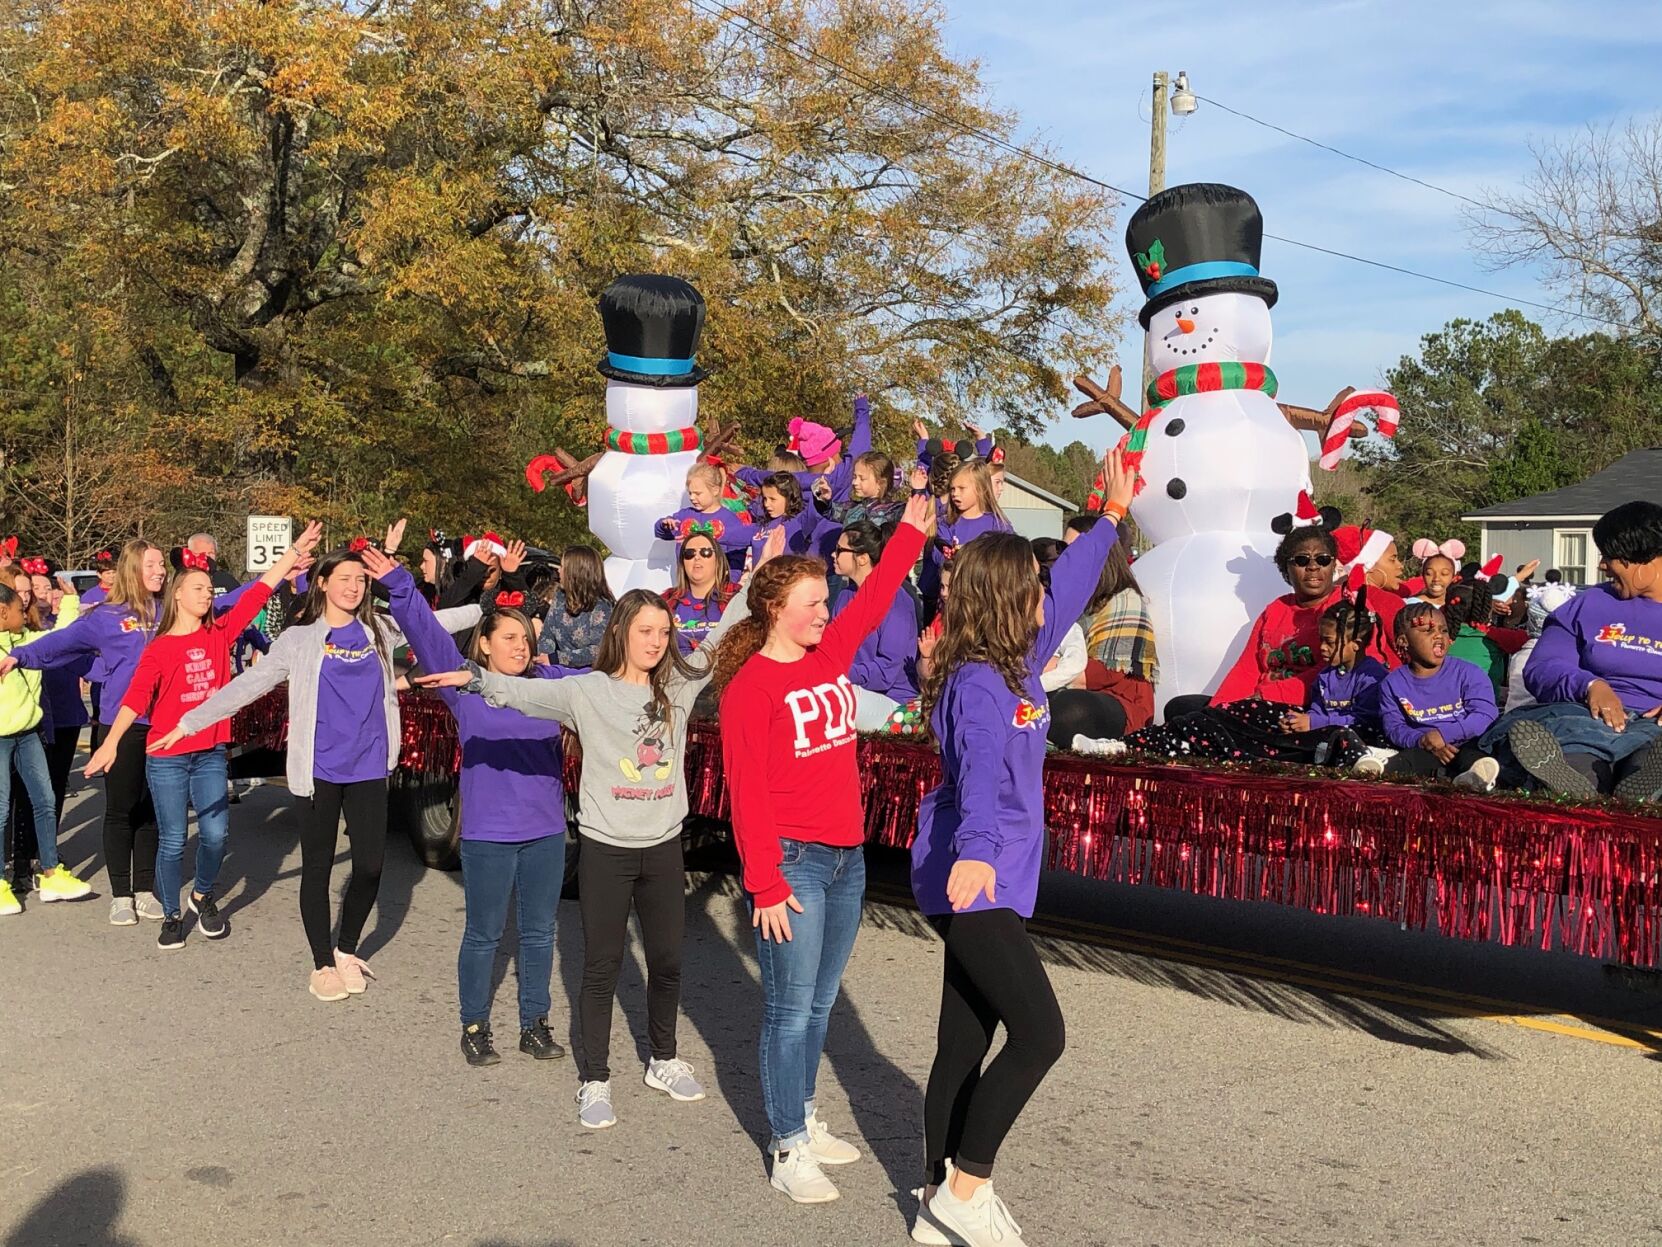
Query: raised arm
819 498 929 670
1034 449 1134 661
364 553 465 676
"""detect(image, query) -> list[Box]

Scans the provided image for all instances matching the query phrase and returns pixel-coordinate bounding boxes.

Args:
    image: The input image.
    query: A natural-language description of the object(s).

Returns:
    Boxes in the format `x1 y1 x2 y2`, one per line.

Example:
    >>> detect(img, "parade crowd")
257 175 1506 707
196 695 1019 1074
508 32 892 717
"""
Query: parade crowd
0 394 1660 1247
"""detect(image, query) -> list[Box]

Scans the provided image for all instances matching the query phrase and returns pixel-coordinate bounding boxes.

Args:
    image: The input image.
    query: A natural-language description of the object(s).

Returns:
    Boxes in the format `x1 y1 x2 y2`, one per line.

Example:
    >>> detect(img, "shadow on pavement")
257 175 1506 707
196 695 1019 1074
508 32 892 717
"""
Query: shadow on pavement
6 1166 140 1247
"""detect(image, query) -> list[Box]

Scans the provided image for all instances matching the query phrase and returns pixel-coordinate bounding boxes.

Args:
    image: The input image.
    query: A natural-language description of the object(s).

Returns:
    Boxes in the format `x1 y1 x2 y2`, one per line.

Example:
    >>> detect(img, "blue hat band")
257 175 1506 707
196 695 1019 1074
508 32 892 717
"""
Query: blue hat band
1145 260 1261 300
607 351 697 376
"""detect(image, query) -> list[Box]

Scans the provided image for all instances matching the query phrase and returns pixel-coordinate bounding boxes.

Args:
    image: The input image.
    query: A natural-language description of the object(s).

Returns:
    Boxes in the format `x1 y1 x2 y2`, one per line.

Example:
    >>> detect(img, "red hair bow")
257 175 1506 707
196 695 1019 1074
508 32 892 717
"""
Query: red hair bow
180 549 212 571
494 590 525 609
0 536 17 558
989 446 1006 467
348 537 371 553
20 557 48 576
94 547 115 564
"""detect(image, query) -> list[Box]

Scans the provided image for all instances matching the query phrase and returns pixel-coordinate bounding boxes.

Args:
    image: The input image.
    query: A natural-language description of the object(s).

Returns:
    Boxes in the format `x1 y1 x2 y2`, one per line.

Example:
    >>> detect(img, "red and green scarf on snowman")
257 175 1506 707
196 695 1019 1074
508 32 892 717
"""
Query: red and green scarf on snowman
1084 361 1279 512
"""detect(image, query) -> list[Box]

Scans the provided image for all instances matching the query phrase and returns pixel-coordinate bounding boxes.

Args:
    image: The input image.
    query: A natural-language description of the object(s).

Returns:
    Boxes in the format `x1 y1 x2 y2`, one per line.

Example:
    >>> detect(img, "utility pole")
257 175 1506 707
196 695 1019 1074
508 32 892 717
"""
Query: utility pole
1149 70 1169 199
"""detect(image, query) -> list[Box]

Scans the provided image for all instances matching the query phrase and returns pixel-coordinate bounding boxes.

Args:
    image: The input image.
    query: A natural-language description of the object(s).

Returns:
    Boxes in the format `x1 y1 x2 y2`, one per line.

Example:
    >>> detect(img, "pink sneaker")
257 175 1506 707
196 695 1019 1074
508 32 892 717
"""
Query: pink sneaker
334 950 374 995
309 967 348 1002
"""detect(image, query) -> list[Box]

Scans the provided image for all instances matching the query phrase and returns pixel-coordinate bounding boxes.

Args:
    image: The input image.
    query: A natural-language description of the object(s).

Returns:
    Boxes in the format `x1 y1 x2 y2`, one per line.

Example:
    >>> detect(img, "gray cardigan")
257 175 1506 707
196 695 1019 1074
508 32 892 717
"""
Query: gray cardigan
175 605 482 797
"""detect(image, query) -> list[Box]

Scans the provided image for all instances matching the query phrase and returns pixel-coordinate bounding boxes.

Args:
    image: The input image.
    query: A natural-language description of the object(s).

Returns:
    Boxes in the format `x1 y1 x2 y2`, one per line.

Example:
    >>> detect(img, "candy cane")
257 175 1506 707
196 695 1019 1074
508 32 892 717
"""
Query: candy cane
1319 390 1399 471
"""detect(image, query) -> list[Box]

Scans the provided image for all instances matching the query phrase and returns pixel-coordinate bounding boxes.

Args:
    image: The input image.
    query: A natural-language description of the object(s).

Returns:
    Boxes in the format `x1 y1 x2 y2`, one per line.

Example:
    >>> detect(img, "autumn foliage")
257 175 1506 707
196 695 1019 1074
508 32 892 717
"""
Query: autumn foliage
0 0 1120 561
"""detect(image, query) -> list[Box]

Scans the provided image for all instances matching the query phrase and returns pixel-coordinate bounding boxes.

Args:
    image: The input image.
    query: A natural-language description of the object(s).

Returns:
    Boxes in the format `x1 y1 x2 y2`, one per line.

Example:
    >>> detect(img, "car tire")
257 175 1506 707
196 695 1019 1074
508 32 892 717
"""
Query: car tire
390 769 461 871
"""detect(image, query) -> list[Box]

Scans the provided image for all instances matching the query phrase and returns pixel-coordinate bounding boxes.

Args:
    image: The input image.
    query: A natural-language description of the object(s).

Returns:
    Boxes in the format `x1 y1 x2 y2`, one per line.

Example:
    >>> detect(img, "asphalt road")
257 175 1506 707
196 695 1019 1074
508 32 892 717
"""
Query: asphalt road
3 778 1660 1247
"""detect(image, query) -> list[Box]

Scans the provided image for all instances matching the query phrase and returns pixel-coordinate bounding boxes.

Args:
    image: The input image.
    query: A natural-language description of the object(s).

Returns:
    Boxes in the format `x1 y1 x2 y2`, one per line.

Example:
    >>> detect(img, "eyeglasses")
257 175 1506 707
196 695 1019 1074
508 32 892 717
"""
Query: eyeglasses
833 546 855 557
680 547 716 561
1289 553 1336 569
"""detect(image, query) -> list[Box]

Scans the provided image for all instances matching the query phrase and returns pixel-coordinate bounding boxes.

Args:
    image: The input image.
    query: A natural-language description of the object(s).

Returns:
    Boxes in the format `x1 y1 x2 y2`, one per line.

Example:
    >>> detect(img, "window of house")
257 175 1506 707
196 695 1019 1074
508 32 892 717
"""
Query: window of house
1554 529 1592 585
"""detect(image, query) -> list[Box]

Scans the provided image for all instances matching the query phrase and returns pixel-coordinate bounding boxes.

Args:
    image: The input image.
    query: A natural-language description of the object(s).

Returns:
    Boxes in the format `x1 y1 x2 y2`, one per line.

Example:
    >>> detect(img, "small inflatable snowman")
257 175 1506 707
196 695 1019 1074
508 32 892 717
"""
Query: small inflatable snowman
1078 184 1393 712
527 274 707 594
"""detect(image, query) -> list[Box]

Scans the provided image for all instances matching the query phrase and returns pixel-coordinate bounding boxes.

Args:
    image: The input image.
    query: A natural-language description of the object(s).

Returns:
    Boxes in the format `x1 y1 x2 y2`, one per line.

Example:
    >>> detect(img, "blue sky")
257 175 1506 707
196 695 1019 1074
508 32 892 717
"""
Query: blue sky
935 0 1662 451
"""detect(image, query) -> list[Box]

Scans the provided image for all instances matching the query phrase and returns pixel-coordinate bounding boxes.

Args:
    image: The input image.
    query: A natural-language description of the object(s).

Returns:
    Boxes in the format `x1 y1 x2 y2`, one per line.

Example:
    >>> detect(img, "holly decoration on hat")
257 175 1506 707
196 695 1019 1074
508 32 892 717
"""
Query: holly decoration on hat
1134 239 1166 283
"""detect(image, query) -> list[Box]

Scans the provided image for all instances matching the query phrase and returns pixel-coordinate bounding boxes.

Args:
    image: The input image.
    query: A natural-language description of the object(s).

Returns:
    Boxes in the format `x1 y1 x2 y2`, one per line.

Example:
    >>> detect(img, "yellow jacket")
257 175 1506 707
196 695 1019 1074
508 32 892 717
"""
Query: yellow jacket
0 594 79 737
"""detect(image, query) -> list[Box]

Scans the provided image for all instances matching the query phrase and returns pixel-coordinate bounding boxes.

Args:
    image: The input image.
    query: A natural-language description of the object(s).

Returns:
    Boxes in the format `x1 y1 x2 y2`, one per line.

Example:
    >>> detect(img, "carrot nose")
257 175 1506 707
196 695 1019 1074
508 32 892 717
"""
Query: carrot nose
1175 317 1196 334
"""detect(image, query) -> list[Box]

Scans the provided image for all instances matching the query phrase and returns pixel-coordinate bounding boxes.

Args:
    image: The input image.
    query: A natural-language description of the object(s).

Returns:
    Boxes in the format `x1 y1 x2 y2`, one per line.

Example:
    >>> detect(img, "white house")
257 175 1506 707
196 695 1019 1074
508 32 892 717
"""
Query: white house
998 471 1077 541
1461 446 1662 584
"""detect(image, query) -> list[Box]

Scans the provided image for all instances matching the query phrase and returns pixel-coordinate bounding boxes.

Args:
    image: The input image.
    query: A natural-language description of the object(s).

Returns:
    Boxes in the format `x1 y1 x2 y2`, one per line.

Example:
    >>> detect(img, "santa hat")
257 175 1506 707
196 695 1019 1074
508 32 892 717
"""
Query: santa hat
1332 524 1394 574
463 531 508 562
1270 490 1341 535
787 418 841 467
1474 554 1504 581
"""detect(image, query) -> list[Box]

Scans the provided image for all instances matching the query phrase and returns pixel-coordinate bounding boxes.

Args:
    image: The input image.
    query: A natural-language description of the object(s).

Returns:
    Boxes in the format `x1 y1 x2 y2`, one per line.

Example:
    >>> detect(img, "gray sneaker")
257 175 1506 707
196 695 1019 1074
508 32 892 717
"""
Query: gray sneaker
644 1057 706 1102
109 897 138 926
577 1080 616 1129
135 894 167 921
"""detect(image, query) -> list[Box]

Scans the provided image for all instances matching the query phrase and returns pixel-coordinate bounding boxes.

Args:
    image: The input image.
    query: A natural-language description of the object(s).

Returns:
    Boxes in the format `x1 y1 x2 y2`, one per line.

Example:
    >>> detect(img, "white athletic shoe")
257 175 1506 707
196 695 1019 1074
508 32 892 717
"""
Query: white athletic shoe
576 1080 616 1129
911 1168 963 1245
643 1057 706 1102
1071 733 1127 757
1453 756 1501 793
1353 747 1393 777
805 1110 861 1165
769 1146 839 1204
929 1179 1027 1247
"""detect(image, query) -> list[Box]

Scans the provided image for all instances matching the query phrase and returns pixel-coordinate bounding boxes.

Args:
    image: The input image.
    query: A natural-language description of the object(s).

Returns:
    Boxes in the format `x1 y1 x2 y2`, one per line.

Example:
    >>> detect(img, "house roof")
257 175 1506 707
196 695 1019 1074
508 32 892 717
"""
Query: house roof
1001 471 1077 512
1462 447 1662 522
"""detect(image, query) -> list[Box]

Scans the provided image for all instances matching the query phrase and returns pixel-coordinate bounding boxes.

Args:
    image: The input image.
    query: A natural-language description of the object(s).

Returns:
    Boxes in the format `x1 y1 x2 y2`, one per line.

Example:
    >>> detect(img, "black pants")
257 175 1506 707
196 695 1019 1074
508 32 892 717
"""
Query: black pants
6 726 79 880
576 836 684 1083
924 909 1066 1184
1047 690 1126 750
103 726 157 898
1384 743 1488 780
300 778 388 970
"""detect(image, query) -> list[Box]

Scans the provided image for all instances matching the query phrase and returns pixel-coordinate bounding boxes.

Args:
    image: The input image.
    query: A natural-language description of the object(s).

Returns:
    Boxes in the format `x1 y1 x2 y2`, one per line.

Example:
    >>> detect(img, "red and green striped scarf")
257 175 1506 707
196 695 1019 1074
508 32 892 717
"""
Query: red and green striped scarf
1086 362 1279 510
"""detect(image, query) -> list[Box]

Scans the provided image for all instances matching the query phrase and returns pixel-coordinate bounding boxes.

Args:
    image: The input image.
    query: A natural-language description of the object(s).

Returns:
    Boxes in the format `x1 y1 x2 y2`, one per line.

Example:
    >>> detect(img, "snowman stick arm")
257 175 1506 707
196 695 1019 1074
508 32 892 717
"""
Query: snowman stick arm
543 451 605 506
1070 371 1138 431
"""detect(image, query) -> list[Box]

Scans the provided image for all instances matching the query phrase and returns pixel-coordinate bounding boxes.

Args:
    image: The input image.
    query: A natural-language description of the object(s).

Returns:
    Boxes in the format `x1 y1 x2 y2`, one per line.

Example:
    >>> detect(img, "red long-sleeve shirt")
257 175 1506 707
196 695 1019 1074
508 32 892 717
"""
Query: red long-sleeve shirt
721 522 927 907
1211 590 1338 708
121 582 273 755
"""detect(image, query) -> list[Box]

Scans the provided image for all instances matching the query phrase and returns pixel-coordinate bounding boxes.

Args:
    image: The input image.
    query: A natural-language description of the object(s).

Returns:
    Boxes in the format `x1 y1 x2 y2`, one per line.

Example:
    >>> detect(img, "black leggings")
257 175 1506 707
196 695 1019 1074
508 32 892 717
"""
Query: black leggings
924 909 1066 1184
103 725 157 898
300 778 388 970
576 836 685 1083
1384 743 1488 780
1046 690 1126 750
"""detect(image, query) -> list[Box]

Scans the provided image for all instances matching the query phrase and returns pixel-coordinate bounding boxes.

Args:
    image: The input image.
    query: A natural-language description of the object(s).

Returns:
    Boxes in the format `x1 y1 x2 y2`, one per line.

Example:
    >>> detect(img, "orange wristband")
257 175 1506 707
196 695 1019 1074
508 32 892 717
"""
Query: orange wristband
1102 502 1127 524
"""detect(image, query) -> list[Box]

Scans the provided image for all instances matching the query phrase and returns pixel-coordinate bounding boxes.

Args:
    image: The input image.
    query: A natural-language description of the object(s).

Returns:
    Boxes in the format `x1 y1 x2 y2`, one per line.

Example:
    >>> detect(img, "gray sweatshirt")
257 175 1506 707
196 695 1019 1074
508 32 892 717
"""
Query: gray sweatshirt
175 605 482 798
469 592 749 848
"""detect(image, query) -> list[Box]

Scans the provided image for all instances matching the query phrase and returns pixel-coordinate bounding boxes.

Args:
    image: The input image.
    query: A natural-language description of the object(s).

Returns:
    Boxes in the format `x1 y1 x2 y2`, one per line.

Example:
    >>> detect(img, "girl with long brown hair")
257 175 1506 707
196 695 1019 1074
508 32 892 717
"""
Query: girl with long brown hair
907 449 1135 1247
662 534 738 655
538 544 615 669
155 544 485 1000
920 458 1010 625
419 529 785 1129
4 539 168 923
87 524 322 950
709 491 931 1205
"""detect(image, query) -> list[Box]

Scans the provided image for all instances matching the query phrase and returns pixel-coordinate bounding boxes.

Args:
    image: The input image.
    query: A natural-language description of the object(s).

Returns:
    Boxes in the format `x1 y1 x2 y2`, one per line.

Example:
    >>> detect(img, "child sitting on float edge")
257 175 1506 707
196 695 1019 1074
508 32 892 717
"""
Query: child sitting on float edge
1282 588 1390 772
1378 602 1501 790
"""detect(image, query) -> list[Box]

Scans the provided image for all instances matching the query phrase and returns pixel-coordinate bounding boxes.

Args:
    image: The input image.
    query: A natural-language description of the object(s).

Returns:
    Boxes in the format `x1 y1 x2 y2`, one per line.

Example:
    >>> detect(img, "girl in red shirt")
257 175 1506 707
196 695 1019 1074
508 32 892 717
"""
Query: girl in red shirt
87 523 321 950
708 491 931 1206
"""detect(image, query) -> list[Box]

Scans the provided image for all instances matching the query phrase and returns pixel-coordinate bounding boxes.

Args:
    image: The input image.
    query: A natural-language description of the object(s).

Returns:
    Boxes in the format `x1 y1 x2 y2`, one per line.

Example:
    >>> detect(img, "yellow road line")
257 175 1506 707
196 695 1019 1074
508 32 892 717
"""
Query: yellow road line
861 884 1661 1052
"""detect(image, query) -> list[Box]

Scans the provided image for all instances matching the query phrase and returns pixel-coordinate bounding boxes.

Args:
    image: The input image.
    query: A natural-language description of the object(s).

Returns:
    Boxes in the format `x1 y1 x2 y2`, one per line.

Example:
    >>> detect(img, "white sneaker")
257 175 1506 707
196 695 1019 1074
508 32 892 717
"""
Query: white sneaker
911 1179 961 1244
769 1146 839 1204
929 1179 1027 1247
109 897 138 926
805 1109 861 1165
135 894 166 921
1071 733 1127 757
1453 756 1501 793
644 1057 706 1102
576 1080 616 1129
1353 747 1393 777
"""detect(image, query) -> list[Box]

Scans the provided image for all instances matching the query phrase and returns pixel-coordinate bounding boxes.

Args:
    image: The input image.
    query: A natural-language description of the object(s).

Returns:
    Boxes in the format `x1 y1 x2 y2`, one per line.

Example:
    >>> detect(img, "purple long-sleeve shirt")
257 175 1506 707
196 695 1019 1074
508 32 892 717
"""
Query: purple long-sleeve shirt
833 582 919 704
1378 658 1497 749
912 515 1118 920
13 603 159 726
654 505 756 576
1524 584 1662 713
385 567 579 842
921 511 1012 599
1307 657 1388 734
748 505 821 565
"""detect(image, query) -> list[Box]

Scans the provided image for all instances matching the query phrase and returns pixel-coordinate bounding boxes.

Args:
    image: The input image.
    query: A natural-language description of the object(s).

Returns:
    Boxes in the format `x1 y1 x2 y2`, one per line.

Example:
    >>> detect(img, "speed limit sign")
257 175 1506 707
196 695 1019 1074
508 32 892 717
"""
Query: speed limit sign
245 516 293 574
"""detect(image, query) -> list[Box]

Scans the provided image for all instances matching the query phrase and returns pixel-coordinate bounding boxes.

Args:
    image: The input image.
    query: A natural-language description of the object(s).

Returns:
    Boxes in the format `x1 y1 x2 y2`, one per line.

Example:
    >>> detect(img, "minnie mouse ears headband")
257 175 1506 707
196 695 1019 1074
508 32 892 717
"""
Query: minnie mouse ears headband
925 437 976 461
1270 490 1341 536
169 547 216 574
20 556 53 577
1411 537 1467 563
93 545 119 565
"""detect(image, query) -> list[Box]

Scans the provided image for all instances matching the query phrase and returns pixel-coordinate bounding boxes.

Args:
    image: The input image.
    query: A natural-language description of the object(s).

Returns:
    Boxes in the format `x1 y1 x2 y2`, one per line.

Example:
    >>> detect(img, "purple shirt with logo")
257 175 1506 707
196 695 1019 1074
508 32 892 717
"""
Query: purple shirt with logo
1378 658 1498 749
1525 584 1662 712
314 620 390 783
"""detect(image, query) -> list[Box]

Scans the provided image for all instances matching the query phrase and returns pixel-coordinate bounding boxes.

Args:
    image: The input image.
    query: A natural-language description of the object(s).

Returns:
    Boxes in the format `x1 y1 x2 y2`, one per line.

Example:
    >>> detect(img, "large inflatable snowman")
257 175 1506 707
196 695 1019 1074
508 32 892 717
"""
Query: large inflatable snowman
527 274 707 594
1080 184 1392 712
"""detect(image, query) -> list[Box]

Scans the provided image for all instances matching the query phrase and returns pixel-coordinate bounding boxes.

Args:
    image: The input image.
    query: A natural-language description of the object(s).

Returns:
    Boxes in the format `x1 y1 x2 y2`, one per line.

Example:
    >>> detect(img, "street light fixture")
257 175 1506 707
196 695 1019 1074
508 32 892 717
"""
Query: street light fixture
1171 71 1197 116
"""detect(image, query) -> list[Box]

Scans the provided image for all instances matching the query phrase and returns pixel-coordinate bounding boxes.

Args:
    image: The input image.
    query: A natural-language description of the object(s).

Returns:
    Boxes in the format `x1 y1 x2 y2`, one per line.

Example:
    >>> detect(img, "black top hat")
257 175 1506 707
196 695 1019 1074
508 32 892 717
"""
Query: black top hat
596 274 711 388
1125 183 1278 328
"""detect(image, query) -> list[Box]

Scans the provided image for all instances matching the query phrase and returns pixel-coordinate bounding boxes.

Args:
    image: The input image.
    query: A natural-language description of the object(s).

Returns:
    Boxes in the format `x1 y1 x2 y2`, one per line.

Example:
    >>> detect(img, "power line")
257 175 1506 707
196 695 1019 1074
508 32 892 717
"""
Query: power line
686 0 1627 330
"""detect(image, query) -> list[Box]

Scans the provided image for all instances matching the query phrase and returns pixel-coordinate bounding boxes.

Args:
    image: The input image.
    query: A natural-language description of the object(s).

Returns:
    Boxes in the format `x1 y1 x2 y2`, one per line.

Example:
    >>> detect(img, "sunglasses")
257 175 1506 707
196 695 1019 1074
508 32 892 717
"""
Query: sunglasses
680 547 716 561
833 545 855 557
1289 553 1336 569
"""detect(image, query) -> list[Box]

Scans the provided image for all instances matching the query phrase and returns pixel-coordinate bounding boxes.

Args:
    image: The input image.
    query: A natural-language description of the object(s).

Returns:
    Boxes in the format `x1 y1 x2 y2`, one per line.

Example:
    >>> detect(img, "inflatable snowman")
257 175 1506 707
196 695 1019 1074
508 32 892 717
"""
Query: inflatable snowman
527 274 707 594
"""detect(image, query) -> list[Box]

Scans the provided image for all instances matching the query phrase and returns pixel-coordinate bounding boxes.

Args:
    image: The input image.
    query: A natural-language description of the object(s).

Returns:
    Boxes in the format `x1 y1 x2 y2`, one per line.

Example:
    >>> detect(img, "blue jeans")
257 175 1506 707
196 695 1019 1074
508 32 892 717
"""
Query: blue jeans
1481 701 1662 772
458 834 566 1029
146 747 229 915
1 729 59 872
752 839 866 1152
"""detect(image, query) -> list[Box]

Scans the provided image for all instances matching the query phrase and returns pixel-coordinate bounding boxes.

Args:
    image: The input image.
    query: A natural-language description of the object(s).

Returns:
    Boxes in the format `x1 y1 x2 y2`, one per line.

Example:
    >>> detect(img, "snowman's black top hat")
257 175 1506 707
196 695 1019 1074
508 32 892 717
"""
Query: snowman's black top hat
596 274 711 387
1125 183 1278 328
